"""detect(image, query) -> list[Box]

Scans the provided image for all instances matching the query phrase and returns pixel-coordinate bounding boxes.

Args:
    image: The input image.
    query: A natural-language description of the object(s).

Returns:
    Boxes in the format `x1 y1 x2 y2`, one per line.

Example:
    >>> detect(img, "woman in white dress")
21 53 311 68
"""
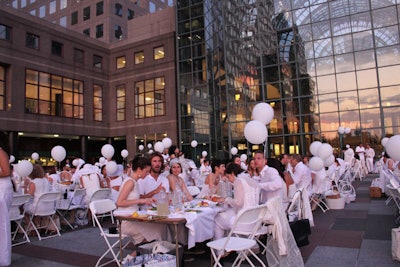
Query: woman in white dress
79 164 103 204
116 155 168 259
0 134 13 266
24 164 51 214
197 159 225 198
212 163 260 242
167 159 193 203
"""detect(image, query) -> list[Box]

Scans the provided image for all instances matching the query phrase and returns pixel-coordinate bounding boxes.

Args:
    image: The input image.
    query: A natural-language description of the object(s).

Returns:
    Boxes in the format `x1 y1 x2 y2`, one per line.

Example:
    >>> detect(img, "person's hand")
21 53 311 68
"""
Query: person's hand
142 198 156 205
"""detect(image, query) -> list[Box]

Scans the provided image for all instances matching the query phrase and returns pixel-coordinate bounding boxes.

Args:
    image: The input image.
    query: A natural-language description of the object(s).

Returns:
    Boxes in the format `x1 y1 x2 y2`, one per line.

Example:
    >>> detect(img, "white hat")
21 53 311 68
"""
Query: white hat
346 144 350 148
78 164 100 176
108 164 123 177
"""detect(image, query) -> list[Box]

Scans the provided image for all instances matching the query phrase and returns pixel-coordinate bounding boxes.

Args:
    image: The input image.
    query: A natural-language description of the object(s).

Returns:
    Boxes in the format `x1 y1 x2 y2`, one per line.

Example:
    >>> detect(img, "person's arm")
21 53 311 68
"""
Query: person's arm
116 179 154 207
179 177 193 201
140 183 164 199
0 149 11 178
167 174 177 192
224 179 244 209
259 169 284 190
26 180 35 196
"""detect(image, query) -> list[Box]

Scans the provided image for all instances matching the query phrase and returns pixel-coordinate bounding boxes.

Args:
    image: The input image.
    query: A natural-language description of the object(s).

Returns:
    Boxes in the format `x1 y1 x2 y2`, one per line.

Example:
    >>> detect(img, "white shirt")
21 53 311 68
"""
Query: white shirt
355 146 365 161
365 148 375 158
291 162 312 196
257 165 284 203
137 173 170 195
344 148 355 163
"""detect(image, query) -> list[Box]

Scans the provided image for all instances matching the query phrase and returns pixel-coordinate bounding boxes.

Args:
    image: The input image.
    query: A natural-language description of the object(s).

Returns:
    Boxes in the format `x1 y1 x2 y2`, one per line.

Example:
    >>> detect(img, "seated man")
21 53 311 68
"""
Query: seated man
289 154 312 197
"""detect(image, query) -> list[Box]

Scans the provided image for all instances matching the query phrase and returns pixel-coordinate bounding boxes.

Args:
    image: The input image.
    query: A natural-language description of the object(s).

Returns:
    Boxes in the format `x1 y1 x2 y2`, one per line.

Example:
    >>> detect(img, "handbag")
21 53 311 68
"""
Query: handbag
289 218 311 247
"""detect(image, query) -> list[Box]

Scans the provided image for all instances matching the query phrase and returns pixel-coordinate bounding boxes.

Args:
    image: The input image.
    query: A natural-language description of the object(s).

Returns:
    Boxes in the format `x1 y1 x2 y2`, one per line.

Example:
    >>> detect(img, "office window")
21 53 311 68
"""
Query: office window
115 25 123 39
51 41 63 56
0 24 11 41
0 65 5 110
128 9 134 20
93 54 102 68
83 6 90 21
83 28 90 36
115 3 123 17
116 56 126 69
134 77 165 118
116 85 126 121
26 33 39 49
154 46 165 60
25 69 83 118
39 5 46 18
96 1 104 16
96 24 103 38
60 16 67 27
60 0 67 9
49 1 56 14
71 11 78 25
93 84 102 121
135 51 144 64
74 48 84 64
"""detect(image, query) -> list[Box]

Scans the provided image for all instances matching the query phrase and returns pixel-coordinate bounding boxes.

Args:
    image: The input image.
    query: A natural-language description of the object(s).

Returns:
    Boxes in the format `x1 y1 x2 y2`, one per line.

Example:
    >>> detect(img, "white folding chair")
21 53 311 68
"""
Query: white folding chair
56 188 86 230
10 194 32 246
89 188 113 227
25 192 62 240
89 199 132 267
206 203 268 267
187 185 200 197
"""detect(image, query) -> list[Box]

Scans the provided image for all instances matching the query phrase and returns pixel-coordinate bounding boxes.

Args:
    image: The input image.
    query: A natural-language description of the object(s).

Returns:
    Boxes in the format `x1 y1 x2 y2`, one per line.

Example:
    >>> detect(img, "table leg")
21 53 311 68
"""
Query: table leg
119 219 123 263
174 223 179 267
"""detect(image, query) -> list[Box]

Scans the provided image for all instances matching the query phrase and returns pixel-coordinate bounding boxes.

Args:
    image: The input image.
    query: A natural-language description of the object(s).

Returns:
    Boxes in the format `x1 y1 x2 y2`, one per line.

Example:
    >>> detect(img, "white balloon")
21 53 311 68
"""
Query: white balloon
317 143 333 160
381 137 389 147
244 120 268 144
138 145 144 151
309 141 322 156
344 127 351 134
337 126 345 134
324 154 335 167
386 135 400 161
121 149 129 158
31 152 39 161
147 143 153 149
191 140 198 148
252 103 274 125
162 137 172 149
202 151 208 157
9 155 15 163
240 154 248 162
309 156 324 171
154 141 165 153
72 158 79 167
15 160 33 177
99 157 106 164
51 145 66 162
148 149 154 154
230 147 238 155
106 161 117 176
101 144 115 159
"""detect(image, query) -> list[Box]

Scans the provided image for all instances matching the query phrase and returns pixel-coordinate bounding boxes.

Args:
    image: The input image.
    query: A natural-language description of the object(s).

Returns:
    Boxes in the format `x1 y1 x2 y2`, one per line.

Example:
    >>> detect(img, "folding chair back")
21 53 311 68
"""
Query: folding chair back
89 188 113 226
26 191 62 240
10 194 31 246
90 199 128 267
56 188 87 230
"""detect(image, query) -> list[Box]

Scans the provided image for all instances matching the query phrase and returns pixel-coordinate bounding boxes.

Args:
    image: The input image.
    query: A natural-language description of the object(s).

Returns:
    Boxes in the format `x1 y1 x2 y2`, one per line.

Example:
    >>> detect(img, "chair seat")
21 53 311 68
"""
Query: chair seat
207 236 257 252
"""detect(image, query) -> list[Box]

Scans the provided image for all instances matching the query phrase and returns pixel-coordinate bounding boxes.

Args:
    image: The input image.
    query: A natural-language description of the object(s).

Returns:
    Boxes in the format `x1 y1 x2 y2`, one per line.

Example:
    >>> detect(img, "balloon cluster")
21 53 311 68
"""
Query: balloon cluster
244 103 274 144
309 141 334 171
382 135 400 161
138 137 173 154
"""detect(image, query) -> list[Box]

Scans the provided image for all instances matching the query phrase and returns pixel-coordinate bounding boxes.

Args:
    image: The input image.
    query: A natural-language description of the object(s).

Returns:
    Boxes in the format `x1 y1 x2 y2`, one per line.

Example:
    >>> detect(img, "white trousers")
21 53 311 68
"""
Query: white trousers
0 177 13 266
366 158 374 173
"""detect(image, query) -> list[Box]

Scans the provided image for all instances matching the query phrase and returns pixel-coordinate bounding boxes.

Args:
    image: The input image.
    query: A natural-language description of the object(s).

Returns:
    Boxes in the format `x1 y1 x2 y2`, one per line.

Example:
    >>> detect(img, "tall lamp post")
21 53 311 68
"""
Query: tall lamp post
338 126 351 158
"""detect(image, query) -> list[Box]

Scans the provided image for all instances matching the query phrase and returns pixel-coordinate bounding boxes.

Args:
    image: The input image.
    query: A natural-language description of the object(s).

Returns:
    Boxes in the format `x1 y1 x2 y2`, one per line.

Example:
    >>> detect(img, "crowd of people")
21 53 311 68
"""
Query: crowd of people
3 136 399 266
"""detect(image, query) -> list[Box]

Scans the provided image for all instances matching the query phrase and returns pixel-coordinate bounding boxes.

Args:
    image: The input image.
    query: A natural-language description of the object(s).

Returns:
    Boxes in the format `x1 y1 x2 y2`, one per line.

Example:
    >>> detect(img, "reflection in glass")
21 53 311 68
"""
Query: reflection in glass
335 53 355 73
319 112 339 133
356 69 377 89
376 45 400 67
318 93 338 113
358 89 379 109
338 91 358 111
360 108 381 129
378 65 400 87
375 25 400 48
354 50 375 70
353 30 373 51
336 72 357 91
380 86 400 107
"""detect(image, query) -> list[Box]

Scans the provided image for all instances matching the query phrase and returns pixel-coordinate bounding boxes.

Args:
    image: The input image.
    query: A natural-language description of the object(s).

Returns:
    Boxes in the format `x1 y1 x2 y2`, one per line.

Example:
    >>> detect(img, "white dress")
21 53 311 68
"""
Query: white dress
117 178 168 244
0 170 13 266
81 173 101 204
214 173 260 240
24 178 51 214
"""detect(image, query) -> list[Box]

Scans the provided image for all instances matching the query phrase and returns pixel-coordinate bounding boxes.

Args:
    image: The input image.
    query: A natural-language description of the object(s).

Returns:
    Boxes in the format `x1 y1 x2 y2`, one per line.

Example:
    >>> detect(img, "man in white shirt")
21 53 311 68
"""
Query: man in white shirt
355 142 367 175
138 152 170 199
254 150 284 204
365 143 375 174
344 144 355 166
289 154 312 197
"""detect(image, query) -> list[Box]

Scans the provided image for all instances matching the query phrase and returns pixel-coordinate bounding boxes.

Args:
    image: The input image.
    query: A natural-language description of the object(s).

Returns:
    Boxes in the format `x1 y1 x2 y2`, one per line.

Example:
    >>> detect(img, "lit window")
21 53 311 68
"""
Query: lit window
26 33 39 49
25 69 84 118
135 51 144 64
117 85 126 121
93 84 102 121
93 54 102 68
134 77 165 118
154 46 165 60
116 56 126 69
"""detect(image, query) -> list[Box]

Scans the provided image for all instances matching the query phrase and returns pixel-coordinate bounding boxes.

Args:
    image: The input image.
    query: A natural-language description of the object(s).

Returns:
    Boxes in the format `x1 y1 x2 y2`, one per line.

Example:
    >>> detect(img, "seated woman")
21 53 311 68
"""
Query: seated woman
116 155 169 259
105 164 124 202
78 164 104 204
167 159 193 203
197 159 225 198
212 163 260 243
24 164 51 214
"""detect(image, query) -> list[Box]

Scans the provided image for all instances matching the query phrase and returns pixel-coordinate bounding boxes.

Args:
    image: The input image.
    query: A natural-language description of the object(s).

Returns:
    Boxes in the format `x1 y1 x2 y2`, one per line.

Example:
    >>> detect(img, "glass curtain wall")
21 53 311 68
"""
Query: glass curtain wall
177 0 400 161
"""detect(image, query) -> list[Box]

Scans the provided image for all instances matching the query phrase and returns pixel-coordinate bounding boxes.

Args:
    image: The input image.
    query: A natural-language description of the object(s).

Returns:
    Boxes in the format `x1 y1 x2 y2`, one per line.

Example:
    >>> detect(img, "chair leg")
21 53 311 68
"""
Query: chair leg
57 210 75 230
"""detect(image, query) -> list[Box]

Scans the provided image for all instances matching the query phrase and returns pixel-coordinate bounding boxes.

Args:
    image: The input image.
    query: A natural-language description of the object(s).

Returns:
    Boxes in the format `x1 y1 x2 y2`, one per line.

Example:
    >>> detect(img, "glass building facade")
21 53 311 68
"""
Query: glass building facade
177 0 400 161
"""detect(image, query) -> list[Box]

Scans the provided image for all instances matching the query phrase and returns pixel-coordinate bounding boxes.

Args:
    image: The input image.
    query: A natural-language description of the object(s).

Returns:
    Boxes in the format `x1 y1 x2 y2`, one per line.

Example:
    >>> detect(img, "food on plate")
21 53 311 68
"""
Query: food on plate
132 211 139 218
197 200 209 207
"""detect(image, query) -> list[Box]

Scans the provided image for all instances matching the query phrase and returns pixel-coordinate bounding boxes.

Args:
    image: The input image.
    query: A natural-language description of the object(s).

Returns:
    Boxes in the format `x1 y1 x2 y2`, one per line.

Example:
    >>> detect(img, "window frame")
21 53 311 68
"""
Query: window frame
134 51 144 64
26 32 40 50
